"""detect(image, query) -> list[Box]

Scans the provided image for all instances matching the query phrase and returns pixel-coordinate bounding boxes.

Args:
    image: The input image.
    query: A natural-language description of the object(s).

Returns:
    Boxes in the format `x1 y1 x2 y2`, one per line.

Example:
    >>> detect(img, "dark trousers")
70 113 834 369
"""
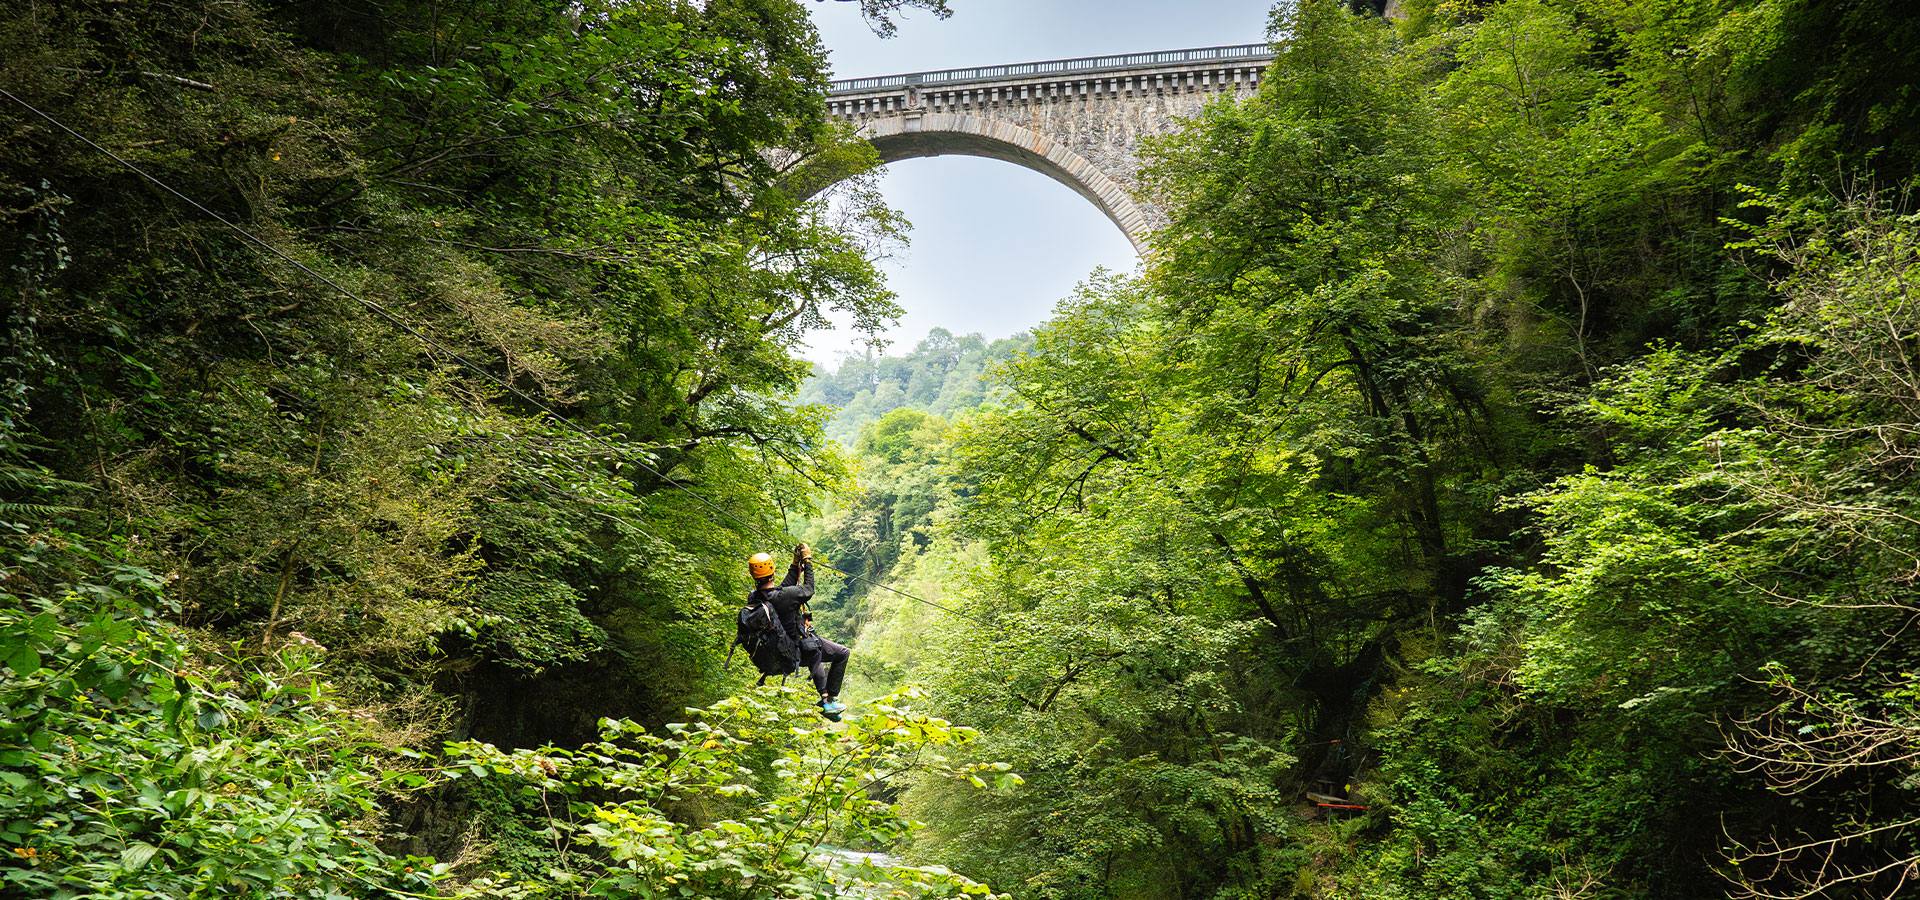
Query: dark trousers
804 638 850 698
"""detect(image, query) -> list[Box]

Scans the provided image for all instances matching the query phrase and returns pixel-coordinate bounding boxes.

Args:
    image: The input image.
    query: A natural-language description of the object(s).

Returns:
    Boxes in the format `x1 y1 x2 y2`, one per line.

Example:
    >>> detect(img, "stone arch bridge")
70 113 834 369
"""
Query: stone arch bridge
811 44 1276 253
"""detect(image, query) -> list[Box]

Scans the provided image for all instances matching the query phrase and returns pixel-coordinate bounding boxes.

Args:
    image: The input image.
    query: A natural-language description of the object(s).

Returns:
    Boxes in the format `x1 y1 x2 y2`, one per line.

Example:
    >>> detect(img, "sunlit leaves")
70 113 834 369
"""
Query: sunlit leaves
0 539 440 900
445 685 1006 900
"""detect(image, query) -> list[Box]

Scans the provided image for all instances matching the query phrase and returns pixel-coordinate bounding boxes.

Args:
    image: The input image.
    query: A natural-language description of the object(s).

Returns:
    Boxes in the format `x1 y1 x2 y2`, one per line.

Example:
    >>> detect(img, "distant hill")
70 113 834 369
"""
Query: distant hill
799 327 1033 443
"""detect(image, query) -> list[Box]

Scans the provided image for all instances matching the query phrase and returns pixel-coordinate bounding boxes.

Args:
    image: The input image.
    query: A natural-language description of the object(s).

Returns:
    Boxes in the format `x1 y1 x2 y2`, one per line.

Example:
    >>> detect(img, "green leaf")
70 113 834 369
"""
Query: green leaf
5 645 39 678
98 664 131 700
120 841 160 871
27 613 58 644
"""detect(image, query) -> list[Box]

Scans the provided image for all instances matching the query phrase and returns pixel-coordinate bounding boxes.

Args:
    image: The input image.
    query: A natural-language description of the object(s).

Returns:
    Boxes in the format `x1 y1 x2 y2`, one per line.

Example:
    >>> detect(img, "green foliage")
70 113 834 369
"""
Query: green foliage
7 0 1920 898
0 0 987 895
839 0 956 39
793 328 1041 645
459 572 608 674
1395 194 1920 898
851 3 1920 900
1710 0 1920 186
0 536 441 900
842 531 989 699
798 328 1034 445
803 407 961 637
899 532 1298 900
442 685 1011 900
0 0 897 749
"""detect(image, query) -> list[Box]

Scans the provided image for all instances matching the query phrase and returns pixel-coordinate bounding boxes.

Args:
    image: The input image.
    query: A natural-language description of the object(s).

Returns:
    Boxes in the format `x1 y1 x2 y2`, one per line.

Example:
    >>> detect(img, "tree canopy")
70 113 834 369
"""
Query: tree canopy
7 0 1920 899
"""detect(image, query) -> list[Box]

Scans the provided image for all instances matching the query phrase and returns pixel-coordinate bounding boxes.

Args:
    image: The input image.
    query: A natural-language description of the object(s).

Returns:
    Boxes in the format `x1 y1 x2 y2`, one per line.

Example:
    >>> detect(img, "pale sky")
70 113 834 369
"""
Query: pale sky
799 0 1278 366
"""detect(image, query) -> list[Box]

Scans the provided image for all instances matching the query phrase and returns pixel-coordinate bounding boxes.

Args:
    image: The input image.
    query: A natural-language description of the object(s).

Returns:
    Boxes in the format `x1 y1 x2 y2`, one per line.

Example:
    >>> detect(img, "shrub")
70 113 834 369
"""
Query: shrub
0 534 441 900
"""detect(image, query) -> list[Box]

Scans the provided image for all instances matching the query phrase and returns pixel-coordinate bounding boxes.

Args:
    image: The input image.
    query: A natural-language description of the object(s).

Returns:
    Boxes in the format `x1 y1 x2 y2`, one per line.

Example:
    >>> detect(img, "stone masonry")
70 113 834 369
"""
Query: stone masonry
820 45 1276 252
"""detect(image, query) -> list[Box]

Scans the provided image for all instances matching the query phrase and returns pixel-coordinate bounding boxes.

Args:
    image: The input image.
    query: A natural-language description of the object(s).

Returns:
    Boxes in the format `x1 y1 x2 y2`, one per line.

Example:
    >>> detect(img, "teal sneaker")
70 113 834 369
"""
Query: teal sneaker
820 697 847 716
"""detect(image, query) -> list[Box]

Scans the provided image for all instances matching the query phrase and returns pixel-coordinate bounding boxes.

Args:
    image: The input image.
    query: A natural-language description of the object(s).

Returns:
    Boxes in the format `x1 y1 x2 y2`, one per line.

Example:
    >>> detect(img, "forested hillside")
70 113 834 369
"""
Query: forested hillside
0 0 1000 897
848 2 1920 899
799 327 1032 443
4 0 1920 898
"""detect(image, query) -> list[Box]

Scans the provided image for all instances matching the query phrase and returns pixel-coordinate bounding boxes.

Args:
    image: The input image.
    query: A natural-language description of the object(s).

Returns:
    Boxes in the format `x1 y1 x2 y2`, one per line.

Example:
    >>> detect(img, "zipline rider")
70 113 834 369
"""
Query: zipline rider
748 543 850 719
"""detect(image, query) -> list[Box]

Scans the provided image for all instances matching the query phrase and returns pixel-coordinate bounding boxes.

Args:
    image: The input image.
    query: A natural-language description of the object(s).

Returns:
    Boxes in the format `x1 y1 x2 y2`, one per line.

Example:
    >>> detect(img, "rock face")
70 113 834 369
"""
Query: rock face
819 46 1275 252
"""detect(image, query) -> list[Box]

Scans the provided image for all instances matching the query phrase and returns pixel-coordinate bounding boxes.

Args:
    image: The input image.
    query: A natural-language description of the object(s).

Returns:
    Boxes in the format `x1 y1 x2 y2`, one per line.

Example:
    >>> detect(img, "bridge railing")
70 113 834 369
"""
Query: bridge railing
827 43 1275 94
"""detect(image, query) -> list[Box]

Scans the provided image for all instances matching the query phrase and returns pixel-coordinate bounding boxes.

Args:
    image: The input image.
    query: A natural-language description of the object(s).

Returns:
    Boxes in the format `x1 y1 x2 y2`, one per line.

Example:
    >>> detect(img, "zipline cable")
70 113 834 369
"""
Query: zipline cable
1 86 987 627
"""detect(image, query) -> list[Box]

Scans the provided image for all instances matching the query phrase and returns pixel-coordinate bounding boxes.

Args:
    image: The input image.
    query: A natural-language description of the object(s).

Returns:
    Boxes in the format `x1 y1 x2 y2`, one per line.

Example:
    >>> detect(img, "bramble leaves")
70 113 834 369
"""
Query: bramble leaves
444 685 1007 900
0 537 437 900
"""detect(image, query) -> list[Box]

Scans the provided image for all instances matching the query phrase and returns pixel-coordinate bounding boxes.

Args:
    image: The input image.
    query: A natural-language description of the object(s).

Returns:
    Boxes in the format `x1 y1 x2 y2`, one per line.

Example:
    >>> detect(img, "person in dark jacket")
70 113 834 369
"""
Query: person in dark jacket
748 542 849 719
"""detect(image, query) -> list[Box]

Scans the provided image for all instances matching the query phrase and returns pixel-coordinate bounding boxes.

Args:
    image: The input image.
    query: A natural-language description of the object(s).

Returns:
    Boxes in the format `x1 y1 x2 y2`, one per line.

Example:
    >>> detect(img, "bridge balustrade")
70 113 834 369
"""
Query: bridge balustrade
809 43 1278 253
827 43 1275 95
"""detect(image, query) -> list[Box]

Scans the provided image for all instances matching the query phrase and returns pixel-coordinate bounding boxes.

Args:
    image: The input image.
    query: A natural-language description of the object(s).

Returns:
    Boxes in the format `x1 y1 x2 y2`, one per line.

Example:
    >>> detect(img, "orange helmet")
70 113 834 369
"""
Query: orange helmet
748 552 777 580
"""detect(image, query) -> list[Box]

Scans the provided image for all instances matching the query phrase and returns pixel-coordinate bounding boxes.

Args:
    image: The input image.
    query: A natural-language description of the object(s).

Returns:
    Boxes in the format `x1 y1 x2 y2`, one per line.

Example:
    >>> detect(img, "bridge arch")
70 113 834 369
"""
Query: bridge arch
795 45 1277 259
854 113 1151 253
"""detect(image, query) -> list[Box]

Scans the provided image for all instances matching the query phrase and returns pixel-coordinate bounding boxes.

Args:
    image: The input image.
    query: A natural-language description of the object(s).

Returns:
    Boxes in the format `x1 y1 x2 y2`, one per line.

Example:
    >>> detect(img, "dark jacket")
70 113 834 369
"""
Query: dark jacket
756 561 813 639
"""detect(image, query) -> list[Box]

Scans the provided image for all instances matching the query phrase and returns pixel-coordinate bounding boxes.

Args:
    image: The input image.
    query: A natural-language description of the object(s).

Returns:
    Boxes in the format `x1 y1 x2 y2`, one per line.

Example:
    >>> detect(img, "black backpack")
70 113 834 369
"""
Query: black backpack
729 589 799 680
